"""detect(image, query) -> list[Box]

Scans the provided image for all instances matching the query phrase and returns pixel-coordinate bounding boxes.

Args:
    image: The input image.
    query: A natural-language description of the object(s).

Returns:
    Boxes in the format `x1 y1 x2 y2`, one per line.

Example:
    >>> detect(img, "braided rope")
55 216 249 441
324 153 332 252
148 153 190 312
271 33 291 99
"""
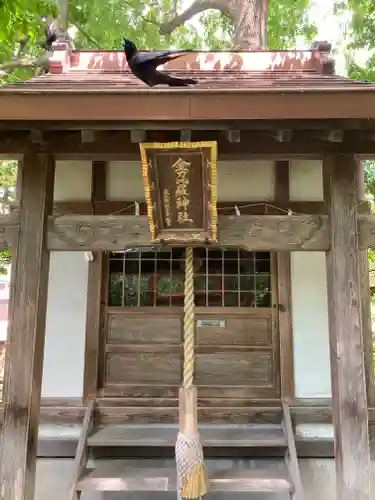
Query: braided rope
183 247 194 389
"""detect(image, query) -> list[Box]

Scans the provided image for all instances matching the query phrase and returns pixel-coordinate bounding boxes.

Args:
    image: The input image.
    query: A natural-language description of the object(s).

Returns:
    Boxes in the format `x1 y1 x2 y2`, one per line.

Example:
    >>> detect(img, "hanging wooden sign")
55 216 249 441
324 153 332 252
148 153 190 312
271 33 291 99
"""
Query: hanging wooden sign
140 141 218 244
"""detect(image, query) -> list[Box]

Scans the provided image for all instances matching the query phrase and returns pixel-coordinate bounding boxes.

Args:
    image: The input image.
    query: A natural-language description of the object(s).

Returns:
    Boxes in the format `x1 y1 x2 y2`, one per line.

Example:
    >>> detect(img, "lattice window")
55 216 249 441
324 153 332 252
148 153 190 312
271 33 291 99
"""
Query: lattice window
108 248 272 308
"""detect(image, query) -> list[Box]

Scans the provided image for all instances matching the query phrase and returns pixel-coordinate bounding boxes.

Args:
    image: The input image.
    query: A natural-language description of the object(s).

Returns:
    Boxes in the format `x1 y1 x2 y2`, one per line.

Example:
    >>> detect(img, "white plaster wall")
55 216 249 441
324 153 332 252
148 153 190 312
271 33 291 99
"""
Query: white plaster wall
42 253 88 397
54 160 92 201
289 159 324 201
42 161 91 397
291 252 331 398
290 160 331 399
106 160 275 201
216 161 275 201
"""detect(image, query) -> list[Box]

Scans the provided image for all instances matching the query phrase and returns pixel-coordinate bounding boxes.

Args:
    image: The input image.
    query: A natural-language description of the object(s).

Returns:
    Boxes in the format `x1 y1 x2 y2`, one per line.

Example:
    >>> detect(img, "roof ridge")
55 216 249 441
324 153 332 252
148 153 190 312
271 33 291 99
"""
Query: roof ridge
48 43 334 76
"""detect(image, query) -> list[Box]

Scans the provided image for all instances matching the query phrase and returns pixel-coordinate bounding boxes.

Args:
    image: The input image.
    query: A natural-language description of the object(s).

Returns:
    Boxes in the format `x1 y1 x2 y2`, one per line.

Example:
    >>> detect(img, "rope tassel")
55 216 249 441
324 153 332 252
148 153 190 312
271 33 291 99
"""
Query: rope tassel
175 247 208 499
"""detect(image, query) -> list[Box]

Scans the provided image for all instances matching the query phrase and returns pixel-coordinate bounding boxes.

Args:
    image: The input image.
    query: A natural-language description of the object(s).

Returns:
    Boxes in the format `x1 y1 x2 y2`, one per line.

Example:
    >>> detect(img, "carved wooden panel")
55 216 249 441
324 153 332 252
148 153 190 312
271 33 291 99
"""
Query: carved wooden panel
0 214 19 250
195 314 272 346
195 351 274 386
105 352 181 385
46 214 330 251
11 210 375 252
107 314 182 344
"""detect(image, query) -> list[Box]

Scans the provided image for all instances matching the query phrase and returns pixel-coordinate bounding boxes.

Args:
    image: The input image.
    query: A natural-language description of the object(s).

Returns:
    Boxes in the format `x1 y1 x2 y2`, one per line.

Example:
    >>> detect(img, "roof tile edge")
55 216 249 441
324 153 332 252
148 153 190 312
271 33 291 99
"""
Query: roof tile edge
47 38 335 75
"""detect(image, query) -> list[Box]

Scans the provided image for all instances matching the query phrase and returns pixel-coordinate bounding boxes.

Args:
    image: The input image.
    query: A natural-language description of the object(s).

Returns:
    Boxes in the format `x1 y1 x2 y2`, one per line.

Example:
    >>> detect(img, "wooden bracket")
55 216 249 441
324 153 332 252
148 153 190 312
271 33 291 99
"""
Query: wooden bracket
272 130 293 143
130 130 146 143
81 130 95 143
226 130 241 143
30 129 44 144
180 130 192 142
315 130 343 142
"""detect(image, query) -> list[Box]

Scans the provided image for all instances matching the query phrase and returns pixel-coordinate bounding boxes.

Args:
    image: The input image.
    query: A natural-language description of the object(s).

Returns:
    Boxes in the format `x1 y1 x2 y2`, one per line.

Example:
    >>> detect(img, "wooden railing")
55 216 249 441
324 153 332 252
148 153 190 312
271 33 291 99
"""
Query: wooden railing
282 400 303 499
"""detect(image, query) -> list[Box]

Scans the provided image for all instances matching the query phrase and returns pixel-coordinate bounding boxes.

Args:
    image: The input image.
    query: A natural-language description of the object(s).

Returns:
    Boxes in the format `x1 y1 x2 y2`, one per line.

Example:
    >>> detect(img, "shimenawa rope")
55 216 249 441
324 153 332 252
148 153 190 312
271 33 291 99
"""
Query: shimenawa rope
175 247 208 499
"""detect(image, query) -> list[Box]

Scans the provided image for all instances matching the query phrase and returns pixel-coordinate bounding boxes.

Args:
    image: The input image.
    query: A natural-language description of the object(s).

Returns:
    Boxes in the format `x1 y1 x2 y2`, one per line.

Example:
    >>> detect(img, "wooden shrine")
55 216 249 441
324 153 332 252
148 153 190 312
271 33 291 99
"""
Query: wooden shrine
0 43 374 500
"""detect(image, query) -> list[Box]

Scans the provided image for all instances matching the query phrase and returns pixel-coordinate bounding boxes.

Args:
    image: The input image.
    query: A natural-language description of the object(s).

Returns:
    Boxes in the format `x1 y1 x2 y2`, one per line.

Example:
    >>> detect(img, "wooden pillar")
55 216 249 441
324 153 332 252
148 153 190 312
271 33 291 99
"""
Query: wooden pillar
356 160 375 406
83 161 106 401
324 154 371 500
275 160 294 400
0 153 55 500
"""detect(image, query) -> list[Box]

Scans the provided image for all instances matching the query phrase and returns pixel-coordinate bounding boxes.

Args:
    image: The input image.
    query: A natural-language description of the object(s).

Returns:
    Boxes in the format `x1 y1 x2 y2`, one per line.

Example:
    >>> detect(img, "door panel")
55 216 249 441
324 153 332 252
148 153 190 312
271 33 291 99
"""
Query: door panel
105 352 181 385
107 314 182 344
102 307 278 399
195 314 272 346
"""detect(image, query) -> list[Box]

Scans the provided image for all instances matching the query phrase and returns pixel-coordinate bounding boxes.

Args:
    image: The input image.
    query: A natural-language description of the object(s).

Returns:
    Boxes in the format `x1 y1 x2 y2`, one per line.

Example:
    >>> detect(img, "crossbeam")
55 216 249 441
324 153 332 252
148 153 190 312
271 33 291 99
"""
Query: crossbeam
43 214 375 252
2 213 375 252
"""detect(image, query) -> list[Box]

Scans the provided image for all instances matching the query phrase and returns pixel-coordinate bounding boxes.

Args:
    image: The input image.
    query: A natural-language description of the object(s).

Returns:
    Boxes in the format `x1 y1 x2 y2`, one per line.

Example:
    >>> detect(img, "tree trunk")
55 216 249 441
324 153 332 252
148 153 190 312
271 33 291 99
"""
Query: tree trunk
160 0 268 49
56 0 69 35
231 0 267 48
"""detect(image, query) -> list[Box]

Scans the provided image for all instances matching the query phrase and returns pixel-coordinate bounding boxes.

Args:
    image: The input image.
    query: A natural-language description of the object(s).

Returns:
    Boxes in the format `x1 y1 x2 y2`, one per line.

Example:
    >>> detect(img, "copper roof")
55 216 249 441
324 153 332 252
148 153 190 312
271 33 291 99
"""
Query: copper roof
1 43 373 93
2 42 375 122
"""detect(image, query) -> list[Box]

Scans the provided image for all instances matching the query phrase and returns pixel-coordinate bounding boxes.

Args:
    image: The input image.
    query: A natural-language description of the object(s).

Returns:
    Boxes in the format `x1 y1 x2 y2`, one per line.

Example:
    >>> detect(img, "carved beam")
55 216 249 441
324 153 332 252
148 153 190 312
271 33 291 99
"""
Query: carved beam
0 214 19 249
46 214 330 251
220 215 329 251
359 216 375 248
47 215 150 250
1 211 372 252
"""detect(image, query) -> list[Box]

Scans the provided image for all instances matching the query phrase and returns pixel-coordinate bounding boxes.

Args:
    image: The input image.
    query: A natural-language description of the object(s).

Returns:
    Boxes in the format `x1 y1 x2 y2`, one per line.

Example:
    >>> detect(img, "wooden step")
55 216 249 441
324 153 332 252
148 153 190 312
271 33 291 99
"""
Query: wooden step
77 463 292 493
87 423 287 448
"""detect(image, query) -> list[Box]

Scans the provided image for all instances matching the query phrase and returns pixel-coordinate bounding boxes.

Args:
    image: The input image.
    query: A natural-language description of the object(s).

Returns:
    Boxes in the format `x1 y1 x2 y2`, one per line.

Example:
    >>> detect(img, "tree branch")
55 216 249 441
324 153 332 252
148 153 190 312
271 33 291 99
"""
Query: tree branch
15 36 30 59
120 0 162 27
159 0 230 35
72 23 101 48
0 56 49 74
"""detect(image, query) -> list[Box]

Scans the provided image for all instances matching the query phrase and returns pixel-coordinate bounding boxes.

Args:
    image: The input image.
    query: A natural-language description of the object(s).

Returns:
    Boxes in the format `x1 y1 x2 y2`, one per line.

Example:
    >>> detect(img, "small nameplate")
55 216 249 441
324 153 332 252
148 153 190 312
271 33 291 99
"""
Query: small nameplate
197 319 226 328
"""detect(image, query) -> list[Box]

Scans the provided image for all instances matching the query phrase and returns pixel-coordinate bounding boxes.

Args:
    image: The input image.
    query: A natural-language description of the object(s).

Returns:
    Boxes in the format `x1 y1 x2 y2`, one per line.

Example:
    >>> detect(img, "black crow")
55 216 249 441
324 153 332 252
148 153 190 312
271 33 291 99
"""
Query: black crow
40 18 57 51
123 39 197 87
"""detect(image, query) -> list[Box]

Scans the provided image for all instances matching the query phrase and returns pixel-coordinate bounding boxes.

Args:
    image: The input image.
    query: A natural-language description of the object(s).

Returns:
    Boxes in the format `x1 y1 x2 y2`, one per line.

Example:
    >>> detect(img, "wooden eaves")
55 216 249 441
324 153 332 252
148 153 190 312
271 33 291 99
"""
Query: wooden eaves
0 43 375 123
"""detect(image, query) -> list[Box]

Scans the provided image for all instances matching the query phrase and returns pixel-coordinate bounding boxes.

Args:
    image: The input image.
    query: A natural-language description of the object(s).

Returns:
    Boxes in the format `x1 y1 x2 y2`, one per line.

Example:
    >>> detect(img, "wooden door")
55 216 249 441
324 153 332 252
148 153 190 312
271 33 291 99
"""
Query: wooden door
100 247 280 402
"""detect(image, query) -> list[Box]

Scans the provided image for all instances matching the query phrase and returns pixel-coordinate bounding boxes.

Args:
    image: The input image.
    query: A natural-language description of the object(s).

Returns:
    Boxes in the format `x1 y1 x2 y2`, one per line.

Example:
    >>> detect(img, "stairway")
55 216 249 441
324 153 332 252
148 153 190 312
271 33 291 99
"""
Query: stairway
67 400 303 499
